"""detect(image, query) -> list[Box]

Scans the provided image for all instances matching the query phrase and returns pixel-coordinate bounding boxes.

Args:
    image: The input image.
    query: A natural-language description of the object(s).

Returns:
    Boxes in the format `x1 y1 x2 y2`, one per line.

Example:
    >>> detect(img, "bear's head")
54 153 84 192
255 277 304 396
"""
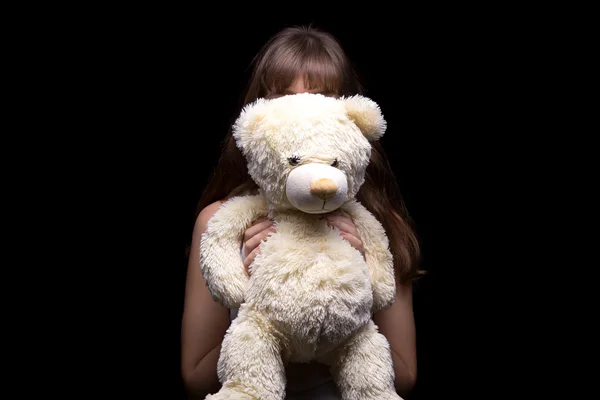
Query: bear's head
232 93 386 214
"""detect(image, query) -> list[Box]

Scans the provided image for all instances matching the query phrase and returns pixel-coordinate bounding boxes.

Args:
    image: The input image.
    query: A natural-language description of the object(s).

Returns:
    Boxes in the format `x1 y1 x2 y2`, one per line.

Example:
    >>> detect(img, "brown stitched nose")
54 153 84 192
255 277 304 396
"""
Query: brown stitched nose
310 178 338 201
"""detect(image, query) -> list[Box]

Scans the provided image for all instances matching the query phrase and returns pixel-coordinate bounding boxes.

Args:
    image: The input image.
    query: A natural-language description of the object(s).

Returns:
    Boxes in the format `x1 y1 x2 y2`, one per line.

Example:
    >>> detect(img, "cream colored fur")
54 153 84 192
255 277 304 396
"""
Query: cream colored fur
200 93 401 399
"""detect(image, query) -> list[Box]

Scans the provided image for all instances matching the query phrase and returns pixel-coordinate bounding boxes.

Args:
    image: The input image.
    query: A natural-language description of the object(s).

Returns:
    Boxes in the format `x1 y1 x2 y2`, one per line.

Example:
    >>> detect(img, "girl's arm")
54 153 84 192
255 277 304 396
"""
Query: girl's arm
181 201 230 397
182 197 270 397
373 279 418 396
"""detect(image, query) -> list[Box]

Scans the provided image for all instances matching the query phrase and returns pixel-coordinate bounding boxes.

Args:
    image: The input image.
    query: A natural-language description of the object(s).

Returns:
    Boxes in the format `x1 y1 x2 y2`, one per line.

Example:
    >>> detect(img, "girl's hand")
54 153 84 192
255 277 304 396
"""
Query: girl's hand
325 211 365 257
242 211 365 275
242 217 276 273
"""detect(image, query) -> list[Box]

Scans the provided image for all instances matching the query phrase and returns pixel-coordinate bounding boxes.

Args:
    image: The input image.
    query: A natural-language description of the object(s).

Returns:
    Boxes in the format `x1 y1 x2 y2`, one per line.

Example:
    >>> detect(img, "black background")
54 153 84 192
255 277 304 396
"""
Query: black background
13 0 581 395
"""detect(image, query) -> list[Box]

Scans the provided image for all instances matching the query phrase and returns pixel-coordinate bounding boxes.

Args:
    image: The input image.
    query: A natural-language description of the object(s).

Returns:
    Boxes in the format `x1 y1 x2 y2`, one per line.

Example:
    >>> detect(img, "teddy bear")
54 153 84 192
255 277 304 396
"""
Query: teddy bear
199 92 402 400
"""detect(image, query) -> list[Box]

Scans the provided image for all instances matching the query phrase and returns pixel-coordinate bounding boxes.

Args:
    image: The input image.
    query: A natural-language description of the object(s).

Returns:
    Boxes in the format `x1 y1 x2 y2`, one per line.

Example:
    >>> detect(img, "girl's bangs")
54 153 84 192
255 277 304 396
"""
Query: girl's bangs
263 53 343 96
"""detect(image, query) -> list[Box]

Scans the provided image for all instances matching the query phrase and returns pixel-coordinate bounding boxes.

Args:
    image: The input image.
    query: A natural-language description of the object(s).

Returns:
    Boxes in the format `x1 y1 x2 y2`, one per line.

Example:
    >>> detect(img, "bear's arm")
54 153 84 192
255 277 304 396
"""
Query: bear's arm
199 194 268 308
341 200 396 313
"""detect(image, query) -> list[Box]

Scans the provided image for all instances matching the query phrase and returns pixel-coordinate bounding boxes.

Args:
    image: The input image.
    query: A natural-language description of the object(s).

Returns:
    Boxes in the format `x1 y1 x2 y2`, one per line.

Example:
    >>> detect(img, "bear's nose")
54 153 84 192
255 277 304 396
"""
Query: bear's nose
310 178 338 201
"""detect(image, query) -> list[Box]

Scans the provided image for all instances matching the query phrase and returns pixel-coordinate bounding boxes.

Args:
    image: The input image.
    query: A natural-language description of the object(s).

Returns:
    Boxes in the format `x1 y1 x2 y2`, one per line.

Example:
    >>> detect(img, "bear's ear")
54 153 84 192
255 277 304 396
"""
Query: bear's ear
232 98 268 154
342 95 387 141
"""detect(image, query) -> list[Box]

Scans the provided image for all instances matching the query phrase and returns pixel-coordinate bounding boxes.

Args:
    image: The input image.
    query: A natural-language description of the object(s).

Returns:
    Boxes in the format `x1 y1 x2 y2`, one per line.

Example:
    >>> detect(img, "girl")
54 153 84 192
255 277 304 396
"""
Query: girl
181 25 422 399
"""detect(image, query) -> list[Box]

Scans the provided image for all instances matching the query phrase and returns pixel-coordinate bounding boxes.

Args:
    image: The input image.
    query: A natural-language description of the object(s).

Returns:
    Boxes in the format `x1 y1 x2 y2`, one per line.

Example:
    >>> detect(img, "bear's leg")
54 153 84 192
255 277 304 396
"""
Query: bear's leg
205 310 287 400
328 320 402 400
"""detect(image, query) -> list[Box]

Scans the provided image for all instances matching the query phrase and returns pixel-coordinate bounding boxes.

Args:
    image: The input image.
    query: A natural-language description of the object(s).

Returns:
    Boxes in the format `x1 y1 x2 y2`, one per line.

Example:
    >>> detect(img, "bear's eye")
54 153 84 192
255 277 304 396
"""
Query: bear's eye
331 159 339 167
288 156 301 166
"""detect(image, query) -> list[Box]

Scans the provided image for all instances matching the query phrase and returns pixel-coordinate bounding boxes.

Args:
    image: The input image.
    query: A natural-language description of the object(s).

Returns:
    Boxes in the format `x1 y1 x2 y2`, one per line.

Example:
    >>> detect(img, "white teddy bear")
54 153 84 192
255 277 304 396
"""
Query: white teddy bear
200 92 402 400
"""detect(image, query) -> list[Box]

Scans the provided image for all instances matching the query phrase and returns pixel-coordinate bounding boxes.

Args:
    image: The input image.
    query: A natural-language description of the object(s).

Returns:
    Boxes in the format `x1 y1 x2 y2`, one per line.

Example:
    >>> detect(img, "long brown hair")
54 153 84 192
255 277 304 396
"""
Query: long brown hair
195 25 423 283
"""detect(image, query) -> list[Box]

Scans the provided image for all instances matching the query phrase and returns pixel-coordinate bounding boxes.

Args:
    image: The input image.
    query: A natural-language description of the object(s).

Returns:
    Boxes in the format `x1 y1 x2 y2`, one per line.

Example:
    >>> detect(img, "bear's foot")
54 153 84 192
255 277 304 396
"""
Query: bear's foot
330 321 405 400
377 389 404 400
205 387 257 400
339 388 403 400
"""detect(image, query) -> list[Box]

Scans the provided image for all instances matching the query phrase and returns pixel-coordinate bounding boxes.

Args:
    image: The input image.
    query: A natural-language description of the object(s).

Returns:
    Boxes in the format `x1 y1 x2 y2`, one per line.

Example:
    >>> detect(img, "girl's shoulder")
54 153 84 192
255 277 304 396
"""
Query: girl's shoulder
195 200 224 230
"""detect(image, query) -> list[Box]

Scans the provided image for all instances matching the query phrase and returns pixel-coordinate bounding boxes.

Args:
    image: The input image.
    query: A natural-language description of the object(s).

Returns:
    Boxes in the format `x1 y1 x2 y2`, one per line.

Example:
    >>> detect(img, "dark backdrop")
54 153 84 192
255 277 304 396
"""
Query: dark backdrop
27 0 559 395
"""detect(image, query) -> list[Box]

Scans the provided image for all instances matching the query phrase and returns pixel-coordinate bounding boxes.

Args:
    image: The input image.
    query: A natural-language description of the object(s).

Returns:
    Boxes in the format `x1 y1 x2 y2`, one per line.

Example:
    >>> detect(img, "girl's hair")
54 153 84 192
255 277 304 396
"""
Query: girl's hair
194 25 423 283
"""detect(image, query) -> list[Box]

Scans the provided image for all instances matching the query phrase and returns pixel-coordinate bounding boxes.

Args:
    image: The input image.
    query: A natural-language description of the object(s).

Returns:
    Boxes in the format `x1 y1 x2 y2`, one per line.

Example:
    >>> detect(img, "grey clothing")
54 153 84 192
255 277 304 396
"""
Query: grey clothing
285 381 341 399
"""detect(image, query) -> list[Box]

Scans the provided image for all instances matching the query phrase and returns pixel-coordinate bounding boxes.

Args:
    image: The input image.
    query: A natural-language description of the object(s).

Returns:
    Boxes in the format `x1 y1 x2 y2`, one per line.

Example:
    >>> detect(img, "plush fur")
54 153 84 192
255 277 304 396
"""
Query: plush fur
200 93 401 400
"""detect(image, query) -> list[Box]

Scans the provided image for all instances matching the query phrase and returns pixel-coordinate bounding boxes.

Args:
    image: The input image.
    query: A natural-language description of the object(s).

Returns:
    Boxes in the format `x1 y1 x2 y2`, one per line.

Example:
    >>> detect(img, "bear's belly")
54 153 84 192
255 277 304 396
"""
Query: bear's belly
246 231 373 360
